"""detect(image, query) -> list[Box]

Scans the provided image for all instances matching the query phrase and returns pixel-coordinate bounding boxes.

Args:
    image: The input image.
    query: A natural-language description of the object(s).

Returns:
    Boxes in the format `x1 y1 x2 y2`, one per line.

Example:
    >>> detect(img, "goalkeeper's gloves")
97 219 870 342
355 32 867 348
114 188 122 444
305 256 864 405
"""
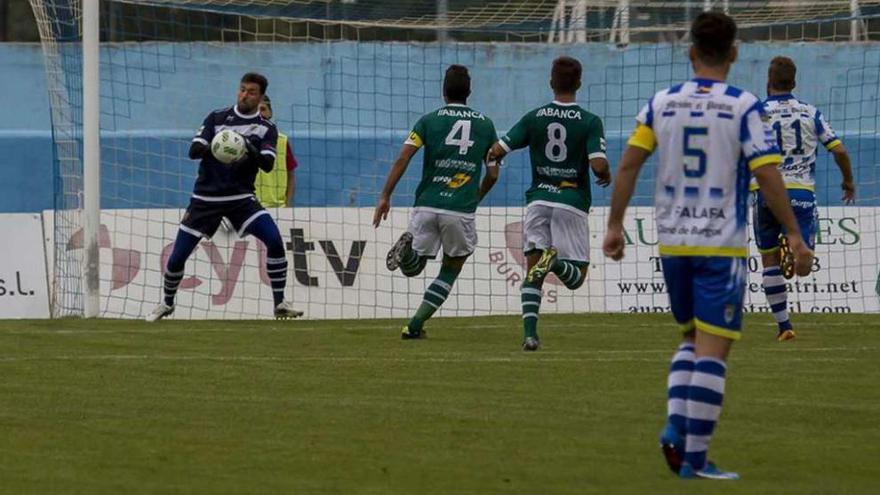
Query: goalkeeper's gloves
242 137 274 172
244 138 259 158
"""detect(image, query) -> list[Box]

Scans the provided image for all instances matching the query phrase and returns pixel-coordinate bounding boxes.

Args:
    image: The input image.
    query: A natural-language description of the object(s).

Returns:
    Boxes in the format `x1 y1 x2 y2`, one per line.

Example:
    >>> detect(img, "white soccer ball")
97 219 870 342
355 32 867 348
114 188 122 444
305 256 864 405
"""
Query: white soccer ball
210 129 246 165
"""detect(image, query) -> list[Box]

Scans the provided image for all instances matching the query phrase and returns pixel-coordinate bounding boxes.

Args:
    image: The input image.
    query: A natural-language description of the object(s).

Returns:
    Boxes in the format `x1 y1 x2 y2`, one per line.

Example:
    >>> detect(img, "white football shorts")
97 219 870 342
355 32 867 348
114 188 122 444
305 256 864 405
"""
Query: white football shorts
408 208 477 258
523 202 590 263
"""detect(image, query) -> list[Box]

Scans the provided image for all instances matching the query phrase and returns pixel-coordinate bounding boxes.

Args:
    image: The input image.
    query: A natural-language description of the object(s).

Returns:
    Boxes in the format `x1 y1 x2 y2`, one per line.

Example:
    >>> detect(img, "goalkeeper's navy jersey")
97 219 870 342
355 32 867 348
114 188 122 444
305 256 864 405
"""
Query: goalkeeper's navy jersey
191 105 278 200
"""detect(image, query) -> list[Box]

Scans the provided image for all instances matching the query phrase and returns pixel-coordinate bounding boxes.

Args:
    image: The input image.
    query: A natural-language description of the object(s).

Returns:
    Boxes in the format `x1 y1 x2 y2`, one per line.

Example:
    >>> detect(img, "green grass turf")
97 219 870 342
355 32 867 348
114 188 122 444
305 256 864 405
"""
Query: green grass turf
0 313 878 494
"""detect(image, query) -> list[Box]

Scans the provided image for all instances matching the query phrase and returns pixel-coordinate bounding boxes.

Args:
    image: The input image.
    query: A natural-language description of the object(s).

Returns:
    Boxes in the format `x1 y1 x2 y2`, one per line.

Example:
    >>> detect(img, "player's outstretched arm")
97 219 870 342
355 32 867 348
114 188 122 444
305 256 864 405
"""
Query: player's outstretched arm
373 144 419 227
478 161 500 201
190 115 214 160
752 164 812 276
590 157 611 187
188 141 208 160
486 142 509 164
241 138 274 172
603 145 650 261
830 143 856 203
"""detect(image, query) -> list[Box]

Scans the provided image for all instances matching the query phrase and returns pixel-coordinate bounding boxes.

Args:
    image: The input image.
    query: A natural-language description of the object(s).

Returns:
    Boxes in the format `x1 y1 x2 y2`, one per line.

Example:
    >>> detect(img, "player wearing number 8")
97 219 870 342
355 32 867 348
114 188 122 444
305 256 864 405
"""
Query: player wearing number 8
373 65 500 340
487 56 611 352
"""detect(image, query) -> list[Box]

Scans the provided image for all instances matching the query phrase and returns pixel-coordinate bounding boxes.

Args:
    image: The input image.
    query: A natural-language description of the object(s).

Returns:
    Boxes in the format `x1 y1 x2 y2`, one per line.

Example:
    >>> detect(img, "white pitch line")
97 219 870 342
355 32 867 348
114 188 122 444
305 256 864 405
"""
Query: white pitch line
526 347 877 355
0 354 662 364
764 346 878 352
1 320 877 336
0 326 326 335
746 397 880 413
0 353 860 364
1 323 515 334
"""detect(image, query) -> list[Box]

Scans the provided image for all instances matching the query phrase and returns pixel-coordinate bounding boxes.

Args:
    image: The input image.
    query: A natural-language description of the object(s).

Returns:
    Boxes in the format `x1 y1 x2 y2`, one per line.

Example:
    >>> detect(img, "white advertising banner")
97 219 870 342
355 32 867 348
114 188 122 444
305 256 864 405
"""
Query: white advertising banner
606 207 880 314
0 213 50 318
42 206 880 319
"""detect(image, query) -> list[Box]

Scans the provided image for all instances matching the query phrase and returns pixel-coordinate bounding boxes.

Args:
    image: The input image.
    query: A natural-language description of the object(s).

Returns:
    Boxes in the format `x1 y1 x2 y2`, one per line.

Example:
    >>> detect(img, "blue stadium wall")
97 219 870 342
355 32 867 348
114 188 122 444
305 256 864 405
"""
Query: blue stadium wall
0 42 877 213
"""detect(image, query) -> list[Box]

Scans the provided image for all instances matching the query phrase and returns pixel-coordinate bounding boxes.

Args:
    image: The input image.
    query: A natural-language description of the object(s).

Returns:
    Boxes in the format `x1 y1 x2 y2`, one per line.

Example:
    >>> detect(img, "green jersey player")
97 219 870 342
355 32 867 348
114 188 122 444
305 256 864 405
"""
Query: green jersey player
487 56 611 351
373 65 500 339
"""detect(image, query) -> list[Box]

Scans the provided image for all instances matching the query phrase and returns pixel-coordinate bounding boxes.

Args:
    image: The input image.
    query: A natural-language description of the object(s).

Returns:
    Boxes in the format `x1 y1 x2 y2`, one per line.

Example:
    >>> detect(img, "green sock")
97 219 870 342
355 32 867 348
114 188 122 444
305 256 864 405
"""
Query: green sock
399 248 426 277
408 264 461 331
521 281 542 339
552 260 587 290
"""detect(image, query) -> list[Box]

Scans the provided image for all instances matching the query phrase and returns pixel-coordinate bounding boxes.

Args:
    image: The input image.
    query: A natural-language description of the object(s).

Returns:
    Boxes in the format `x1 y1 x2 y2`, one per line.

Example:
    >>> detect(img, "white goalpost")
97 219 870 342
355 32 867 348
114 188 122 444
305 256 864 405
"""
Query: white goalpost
82 0 101 317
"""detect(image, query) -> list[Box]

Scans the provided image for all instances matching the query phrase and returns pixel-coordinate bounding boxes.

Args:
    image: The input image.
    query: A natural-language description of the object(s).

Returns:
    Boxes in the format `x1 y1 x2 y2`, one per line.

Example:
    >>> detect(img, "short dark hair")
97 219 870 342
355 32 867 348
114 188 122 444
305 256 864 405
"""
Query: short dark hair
768 56 797 92
550 56 582 93
691 12 737 66
443 65 471 103
241 72 268 95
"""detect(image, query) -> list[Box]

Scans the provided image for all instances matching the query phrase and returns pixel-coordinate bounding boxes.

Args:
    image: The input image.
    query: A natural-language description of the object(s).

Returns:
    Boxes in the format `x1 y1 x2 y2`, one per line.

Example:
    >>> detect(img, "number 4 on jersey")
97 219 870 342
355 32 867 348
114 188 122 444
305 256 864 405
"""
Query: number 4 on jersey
445 119 475 155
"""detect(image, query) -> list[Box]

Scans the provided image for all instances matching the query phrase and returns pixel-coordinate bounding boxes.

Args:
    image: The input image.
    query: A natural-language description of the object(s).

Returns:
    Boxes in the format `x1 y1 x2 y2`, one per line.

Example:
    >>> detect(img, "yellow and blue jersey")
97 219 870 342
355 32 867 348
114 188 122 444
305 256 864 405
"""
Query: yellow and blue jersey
629 78 781 339
749 94 841 192
629 78 781 258
749 94 838 254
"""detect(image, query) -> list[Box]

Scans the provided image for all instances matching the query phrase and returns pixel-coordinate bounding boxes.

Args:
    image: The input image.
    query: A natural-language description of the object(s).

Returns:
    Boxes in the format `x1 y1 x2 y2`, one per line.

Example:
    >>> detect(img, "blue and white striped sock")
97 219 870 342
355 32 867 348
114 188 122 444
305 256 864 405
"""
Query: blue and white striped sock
685 357 727 470
163 269 184 307
667 342 696 433
266 256 288 306
763 266 792 331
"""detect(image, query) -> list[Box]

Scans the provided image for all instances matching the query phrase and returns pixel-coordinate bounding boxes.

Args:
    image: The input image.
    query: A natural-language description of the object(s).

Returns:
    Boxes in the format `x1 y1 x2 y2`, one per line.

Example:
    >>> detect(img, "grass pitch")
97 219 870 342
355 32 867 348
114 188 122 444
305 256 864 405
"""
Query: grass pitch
1 313 878 494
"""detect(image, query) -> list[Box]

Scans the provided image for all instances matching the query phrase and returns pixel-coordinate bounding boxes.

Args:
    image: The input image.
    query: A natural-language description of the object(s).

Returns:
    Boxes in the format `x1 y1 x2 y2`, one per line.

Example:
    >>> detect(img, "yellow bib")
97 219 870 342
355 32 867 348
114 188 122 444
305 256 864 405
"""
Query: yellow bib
255 133 288 207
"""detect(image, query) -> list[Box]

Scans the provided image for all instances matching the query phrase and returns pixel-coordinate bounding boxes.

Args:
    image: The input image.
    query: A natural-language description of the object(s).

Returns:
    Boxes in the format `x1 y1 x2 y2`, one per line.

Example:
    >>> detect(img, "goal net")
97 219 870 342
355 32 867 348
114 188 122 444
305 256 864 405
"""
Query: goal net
29 0 880 319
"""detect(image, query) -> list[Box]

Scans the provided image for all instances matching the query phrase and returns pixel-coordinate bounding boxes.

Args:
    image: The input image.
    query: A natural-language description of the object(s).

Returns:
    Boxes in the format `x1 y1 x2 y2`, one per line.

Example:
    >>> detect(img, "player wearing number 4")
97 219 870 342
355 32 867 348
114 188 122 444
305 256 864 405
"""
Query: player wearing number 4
603 13 812 480
373 65 500 340
752 56 855 342
146 73 303 322
487 56 611 351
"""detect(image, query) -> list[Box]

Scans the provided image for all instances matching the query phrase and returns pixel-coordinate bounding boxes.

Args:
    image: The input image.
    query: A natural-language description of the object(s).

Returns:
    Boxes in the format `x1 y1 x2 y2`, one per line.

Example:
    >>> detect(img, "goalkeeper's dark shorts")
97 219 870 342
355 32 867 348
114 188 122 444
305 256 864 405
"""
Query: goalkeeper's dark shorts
179 194 268 238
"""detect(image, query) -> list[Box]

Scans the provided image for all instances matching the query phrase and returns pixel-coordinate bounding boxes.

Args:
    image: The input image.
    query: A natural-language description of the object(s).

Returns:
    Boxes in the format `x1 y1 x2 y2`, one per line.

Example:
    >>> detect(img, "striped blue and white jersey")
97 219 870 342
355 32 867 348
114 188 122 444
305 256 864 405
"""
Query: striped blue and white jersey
628 78 781 257
191 105 278 200
749 94 842 192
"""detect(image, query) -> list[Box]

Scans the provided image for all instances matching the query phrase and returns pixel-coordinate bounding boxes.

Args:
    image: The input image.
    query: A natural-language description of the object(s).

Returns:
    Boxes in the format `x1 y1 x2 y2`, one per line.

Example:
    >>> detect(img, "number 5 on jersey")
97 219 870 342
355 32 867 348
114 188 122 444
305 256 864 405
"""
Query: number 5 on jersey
683 126 708 178
445 119 475 155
